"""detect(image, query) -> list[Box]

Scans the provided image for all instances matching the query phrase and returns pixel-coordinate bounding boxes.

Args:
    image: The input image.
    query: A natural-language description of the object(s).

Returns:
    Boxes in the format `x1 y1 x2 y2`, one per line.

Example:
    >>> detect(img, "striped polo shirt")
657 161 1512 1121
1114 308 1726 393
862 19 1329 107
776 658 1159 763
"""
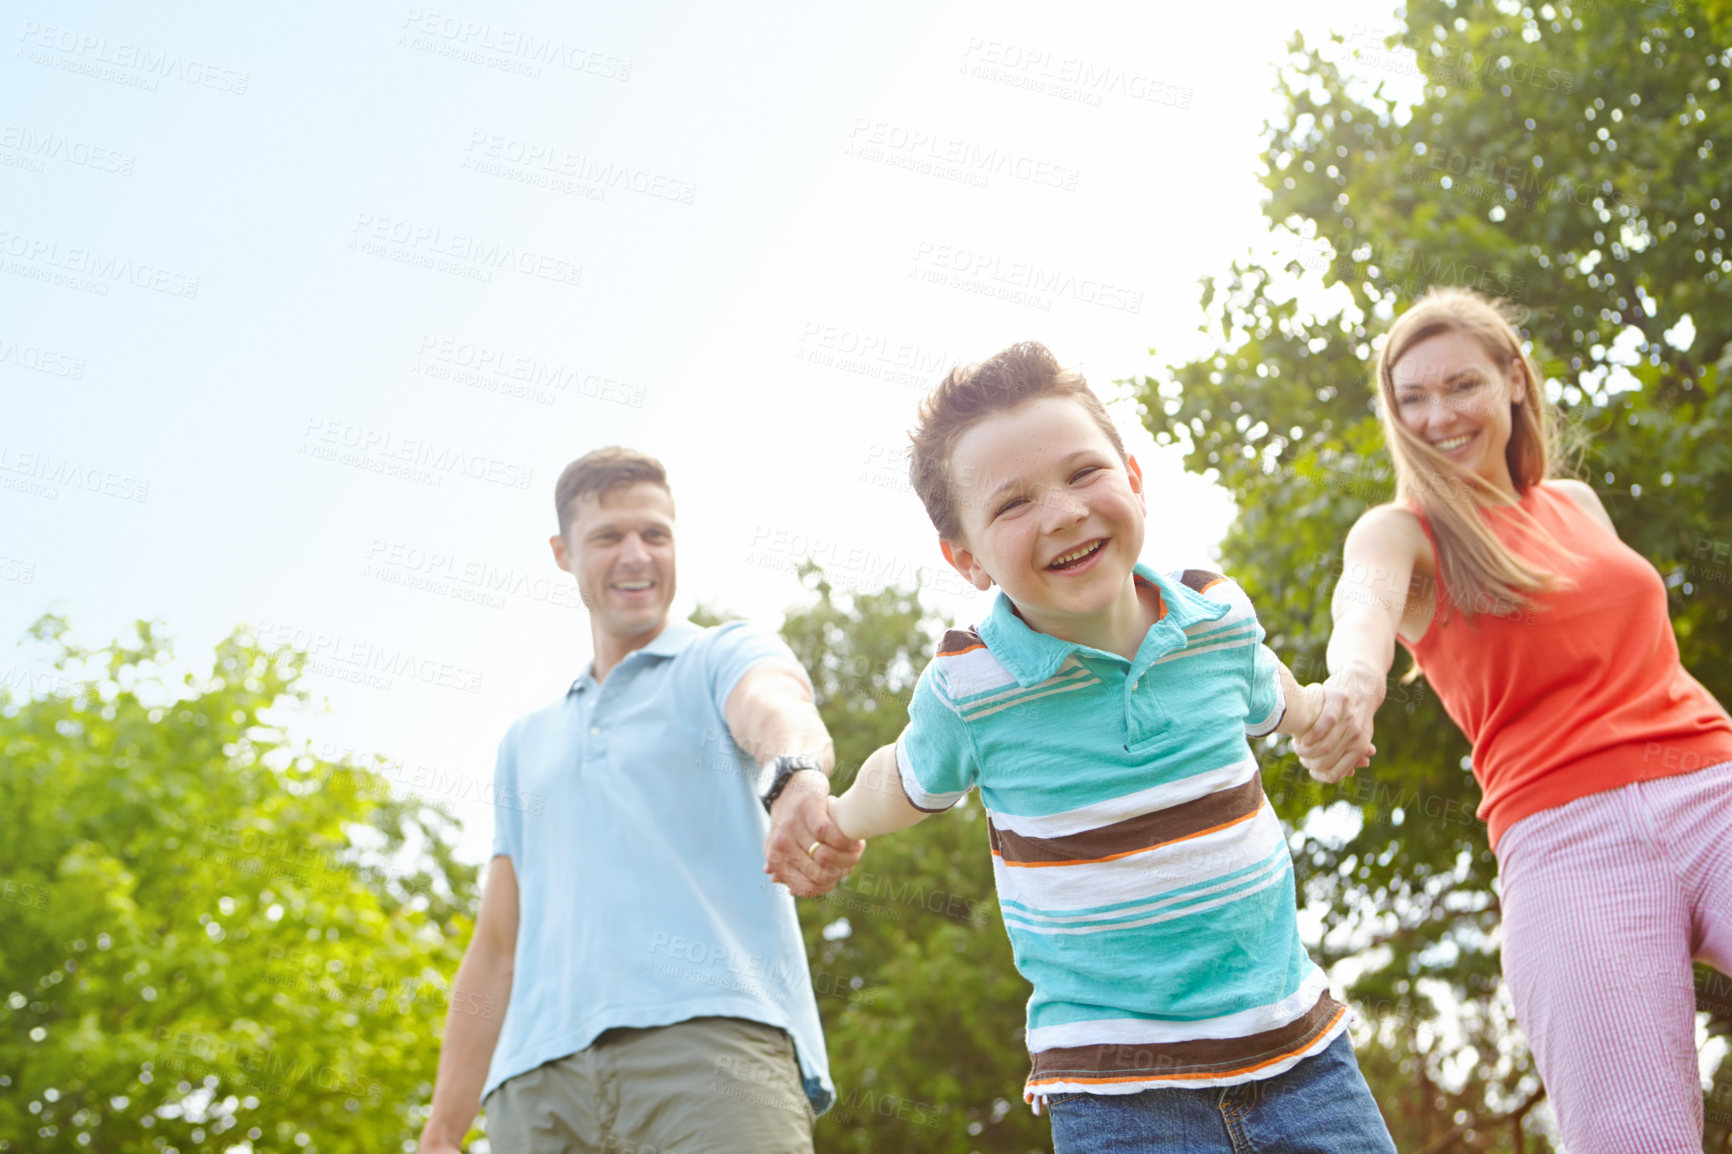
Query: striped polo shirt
895 563 1347 1102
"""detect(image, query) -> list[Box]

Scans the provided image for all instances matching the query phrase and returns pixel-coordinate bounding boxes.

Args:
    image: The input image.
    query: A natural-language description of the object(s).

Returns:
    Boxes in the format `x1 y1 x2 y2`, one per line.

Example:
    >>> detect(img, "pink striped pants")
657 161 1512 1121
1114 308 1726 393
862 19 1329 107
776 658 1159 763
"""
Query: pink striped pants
1496 759 1732 1153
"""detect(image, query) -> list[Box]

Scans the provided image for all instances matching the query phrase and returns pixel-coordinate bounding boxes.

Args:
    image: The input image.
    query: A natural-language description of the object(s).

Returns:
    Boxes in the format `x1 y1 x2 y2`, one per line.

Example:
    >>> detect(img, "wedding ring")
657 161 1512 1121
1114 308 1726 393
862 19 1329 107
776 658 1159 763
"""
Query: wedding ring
806 840 822 859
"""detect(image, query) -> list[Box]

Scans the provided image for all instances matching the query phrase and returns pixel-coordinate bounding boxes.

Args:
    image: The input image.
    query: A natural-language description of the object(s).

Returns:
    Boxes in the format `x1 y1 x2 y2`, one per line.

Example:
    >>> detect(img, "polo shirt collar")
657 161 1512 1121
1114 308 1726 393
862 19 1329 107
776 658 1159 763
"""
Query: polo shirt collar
568 618 702 694
976 563 1230 686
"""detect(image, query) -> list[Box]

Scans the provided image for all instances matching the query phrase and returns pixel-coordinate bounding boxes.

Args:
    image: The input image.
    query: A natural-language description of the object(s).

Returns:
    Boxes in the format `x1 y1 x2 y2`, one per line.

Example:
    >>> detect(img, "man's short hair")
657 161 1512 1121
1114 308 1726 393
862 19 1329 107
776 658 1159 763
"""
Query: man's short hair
554 447 671 538
907 342 1126 541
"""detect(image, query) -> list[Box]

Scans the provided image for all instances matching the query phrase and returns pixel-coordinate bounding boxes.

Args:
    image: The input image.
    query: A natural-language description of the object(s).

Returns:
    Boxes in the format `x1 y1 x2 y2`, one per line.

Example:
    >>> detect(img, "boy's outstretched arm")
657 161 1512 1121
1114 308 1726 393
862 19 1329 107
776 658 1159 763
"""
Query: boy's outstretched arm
1272 662 1326 739
830 743 935 841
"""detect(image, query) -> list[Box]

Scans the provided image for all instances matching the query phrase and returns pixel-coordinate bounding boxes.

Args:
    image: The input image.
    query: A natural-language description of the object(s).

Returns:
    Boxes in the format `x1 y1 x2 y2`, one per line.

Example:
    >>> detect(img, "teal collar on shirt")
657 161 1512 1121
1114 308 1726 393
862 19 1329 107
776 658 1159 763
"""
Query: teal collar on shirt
976 562 1231 687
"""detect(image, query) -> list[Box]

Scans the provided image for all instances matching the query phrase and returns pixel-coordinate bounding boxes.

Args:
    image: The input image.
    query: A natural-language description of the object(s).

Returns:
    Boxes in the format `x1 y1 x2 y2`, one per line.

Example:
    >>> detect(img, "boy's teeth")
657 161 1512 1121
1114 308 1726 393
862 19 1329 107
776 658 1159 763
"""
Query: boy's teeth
1051 542 1101 567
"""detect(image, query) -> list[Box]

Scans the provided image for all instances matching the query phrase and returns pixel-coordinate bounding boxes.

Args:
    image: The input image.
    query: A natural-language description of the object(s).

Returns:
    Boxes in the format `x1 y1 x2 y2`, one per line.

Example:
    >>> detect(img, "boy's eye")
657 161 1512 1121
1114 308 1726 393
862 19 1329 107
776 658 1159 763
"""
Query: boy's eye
1070 466 1101 483
994 497 1028 518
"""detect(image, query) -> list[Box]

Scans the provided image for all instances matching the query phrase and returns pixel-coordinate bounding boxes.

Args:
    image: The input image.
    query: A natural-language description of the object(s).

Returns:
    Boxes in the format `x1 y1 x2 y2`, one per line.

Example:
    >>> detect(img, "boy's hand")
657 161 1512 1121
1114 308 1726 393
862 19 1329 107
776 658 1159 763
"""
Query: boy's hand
1294 674 1377 783
764 774 864 897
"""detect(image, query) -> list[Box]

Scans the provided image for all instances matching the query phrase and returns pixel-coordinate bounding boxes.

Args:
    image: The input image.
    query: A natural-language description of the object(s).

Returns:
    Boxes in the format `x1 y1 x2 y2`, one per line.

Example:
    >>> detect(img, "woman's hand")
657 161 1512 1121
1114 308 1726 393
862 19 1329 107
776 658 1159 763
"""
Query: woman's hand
1293 666 1381 782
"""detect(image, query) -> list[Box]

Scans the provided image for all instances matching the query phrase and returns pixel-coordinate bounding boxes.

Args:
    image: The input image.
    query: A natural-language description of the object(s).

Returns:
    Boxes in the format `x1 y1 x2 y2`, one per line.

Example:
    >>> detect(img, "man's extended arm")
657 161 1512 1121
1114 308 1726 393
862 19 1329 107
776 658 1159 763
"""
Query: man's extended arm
724 662 863 897
418 856 519 1154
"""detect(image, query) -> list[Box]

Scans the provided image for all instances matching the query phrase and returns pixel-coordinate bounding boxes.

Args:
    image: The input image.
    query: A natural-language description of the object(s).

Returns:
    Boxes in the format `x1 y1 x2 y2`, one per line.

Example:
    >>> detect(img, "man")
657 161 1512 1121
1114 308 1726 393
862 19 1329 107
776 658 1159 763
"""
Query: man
418 447 864 1154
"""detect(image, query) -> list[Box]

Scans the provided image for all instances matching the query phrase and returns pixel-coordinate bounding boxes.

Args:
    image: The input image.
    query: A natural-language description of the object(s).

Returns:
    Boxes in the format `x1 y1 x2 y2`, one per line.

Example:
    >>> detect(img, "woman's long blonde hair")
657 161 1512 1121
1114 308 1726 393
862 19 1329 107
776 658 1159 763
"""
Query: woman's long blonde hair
1375 288 1577 621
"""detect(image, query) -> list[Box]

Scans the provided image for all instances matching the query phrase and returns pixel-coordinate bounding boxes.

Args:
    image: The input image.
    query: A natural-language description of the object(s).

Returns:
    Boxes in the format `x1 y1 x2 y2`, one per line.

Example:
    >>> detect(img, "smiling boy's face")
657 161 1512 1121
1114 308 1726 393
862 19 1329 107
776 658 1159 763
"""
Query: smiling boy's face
940 395 1146 639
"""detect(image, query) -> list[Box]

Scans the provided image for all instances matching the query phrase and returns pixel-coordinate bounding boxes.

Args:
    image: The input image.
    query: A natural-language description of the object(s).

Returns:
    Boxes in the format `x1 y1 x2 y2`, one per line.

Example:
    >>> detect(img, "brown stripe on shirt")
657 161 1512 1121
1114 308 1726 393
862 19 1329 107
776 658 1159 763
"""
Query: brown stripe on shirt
989 775 1264 866
1026 990 1345 1086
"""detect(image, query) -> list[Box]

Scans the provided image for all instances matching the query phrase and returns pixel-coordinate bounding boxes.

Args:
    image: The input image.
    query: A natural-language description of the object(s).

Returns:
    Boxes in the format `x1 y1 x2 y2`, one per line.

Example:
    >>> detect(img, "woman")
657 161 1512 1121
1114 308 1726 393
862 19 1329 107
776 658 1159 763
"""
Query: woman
1294 287 1732 1152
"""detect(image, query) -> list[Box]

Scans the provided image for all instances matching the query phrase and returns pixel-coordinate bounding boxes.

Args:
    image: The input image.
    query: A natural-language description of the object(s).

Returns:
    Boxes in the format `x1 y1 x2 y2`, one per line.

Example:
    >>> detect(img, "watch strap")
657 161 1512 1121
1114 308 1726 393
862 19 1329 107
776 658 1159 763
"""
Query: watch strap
759 754 824 813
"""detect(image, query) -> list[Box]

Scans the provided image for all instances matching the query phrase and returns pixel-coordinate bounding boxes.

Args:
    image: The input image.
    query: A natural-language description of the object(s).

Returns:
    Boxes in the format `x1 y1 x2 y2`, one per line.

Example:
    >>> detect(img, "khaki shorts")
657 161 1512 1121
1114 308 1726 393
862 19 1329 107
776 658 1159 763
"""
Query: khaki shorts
482 1017 815 1154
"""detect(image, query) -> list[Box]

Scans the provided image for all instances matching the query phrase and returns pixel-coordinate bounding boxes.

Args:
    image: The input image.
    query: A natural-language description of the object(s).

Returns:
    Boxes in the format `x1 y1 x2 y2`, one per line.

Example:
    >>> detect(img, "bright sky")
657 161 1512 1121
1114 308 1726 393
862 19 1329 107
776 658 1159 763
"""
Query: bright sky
2 0 1422 866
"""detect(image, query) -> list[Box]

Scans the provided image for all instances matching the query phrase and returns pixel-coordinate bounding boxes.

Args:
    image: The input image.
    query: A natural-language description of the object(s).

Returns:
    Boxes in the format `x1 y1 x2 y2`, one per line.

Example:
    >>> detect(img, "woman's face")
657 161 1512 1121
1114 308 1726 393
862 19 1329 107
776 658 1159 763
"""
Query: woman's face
1389 328 1526 494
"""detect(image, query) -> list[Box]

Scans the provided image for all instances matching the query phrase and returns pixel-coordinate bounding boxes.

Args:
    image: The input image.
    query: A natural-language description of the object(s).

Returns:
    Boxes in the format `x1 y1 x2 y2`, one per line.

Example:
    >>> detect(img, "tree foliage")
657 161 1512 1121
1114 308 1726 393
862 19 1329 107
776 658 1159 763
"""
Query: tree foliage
0 617 478 1153
1132 1 1732 1148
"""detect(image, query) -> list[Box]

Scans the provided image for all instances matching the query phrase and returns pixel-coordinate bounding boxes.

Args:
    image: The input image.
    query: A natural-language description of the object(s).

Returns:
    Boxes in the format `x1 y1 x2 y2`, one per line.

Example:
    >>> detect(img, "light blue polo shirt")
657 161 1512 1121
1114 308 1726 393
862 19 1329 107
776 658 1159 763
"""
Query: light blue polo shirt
483 619 834 1112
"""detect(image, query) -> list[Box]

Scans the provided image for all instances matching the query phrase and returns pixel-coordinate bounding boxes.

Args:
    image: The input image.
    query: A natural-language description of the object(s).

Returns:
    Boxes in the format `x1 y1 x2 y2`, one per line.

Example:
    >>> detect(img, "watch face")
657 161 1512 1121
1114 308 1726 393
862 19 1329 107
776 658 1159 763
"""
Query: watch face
757 762 781 798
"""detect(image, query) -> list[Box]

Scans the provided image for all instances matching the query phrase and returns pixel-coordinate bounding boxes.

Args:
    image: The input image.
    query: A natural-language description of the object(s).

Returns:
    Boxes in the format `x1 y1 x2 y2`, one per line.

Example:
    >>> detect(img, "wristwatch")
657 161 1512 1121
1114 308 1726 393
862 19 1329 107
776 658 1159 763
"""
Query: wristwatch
758 754 825 813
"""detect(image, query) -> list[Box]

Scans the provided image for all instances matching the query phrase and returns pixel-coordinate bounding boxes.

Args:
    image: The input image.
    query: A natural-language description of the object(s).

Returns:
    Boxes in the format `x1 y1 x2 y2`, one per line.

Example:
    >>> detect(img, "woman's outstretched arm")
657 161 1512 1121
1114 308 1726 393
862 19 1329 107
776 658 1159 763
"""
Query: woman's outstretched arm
1294 504 1429 782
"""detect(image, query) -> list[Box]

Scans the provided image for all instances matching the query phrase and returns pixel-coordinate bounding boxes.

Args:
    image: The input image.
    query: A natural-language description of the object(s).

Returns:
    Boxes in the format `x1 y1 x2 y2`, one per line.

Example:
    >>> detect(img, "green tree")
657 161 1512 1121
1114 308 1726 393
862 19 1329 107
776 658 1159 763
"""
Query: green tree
0 616 479 1152
779 565 1049 1154
1133 1 1732 1147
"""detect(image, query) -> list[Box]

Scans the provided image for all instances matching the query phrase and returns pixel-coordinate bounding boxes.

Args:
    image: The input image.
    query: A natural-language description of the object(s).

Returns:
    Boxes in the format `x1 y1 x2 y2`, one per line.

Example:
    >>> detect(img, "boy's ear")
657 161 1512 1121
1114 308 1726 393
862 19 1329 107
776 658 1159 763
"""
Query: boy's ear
1126 455 1146 513
550 533 574 573
939 538 994 592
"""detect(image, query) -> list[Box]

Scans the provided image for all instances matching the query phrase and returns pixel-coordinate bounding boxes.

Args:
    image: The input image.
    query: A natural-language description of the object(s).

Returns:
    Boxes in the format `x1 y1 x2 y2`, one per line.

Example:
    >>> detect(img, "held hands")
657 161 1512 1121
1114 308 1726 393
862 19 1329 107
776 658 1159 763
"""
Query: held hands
1292 671 1380 784
763 770 864 897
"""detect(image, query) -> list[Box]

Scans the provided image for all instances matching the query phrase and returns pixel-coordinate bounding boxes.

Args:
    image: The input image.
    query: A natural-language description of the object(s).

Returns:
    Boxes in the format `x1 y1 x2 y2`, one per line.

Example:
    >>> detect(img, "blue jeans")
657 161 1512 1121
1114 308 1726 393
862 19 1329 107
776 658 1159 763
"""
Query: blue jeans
1046 1034 1395 1154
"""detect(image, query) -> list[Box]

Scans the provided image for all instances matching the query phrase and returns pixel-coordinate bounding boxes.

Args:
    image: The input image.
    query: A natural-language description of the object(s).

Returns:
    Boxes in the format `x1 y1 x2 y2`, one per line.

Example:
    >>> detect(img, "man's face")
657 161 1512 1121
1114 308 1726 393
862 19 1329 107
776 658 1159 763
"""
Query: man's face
551 482 677 642
939 396 1146 638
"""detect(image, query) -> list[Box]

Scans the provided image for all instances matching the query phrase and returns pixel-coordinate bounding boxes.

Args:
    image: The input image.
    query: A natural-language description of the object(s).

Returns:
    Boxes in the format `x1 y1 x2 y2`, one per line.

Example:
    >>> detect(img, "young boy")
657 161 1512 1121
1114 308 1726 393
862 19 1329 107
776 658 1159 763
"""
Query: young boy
809 343 1394 1151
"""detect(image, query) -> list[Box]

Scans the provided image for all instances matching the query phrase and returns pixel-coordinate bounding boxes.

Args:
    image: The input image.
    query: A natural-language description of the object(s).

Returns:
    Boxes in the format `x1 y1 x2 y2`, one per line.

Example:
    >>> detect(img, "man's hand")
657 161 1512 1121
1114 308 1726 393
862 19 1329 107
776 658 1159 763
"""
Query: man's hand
764 770 863 897
1294 668 1380 783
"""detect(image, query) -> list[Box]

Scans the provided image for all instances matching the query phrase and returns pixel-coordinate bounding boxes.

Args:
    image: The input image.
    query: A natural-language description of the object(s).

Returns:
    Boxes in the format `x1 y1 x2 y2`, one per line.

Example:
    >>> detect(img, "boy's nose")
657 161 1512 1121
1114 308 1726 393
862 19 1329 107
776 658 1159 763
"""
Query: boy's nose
1039 490 1088 530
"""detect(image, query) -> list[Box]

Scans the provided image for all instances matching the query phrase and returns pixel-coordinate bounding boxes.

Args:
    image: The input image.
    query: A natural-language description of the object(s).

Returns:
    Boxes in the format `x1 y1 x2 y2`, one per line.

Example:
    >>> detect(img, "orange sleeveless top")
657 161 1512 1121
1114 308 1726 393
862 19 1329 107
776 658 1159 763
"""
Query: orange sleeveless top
1401 482 1732 848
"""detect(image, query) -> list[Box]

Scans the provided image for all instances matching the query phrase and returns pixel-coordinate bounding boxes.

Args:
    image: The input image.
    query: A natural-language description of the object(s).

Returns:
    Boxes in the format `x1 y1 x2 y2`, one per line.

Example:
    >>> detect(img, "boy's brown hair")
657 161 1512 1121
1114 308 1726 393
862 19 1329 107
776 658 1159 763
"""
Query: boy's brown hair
554 446 672 538
907 342 1126 541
